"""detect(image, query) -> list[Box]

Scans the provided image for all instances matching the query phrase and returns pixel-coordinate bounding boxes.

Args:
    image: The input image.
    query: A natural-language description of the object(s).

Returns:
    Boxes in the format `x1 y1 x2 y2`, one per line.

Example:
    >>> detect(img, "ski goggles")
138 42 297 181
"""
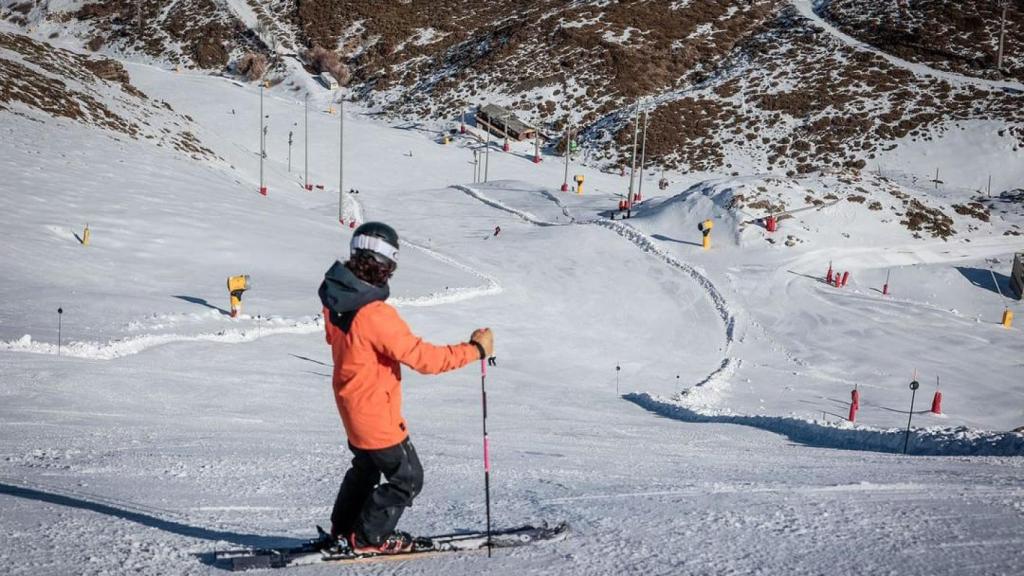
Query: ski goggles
351 234 399 265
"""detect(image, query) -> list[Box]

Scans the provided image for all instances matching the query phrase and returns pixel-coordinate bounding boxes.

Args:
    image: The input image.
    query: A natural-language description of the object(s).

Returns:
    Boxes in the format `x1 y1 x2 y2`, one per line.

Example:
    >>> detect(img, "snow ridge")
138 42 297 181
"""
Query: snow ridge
398 239 504 306
451 185 566 227
625 392 1024 456
452 183 740 405
0 241 500 360
0 317 324 360
590 218 737 345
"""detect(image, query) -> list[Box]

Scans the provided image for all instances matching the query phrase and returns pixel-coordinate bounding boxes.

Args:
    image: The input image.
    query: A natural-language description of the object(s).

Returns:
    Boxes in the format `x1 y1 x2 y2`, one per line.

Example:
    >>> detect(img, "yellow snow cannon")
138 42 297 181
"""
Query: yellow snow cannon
227 275 251 318
698 219 713 250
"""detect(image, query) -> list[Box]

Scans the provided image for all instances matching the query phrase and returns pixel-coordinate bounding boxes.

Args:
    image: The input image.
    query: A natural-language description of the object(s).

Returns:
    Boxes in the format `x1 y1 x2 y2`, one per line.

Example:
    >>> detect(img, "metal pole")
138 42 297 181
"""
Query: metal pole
627 102 640 218
57 307 63 357
997 2 1008 72
288 130 292 172
562 124 571 190
503 112 510 152
615 364 620 395
904 379 919 454
304 93 309 190
259 84 264 193
344 89 348 215
484 126 490 183
638 106 649 198
480 360 493 557
473 149 479 183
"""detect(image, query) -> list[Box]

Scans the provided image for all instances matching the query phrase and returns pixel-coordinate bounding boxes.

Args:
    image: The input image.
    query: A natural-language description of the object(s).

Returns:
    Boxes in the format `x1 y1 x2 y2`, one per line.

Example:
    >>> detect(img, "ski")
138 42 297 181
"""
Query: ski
214 521 568 571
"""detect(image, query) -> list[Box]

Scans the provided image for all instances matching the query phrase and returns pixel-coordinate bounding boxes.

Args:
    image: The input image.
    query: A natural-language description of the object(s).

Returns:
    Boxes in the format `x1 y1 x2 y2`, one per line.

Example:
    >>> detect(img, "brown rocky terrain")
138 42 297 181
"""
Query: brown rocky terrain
0 31 218 160
1 0 1021 178
820 0 1023 83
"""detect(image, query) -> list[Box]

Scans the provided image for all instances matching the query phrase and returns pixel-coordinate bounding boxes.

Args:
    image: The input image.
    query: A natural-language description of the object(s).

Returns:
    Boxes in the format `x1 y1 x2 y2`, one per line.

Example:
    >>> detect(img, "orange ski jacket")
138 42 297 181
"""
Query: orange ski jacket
323 302 481 450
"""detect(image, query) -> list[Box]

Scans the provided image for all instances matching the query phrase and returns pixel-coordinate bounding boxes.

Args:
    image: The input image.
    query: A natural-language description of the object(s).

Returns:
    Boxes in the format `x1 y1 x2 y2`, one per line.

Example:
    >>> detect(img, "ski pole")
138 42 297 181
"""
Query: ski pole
480 358 492 557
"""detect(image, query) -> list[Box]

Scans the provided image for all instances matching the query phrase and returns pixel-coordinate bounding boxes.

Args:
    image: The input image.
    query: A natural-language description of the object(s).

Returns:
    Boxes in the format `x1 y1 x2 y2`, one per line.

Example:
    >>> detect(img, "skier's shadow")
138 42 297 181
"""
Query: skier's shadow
0 482 302 564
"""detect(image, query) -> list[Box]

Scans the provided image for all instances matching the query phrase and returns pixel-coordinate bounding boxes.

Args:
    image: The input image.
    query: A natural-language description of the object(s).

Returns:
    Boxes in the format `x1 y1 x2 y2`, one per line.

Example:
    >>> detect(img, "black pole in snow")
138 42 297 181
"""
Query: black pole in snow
904 380 919 454
57 307 63 357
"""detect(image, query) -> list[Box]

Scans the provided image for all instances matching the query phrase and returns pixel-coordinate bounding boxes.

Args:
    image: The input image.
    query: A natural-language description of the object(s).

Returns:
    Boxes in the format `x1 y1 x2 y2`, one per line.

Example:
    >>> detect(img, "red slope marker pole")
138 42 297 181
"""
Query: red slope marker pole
480 359 493 557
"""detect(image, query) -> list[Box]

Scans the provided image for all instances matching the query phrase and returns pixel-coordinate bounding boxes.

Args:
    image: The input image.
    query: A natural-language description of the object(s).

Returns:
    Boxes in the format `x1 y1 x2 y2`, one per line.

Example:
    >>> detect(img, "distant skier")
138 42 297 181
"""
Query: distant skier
494 225 501 237
318 222 494 555
488 356 497 367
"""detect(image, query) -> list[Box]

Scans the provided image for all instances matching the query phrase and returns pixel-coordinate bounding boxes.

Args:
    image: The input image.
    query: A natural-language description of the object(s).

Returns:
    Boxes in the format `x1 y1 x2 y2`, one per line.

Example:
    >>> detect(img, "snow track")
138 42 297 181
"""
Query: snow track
455 183 740 406
590 218 736 346
0 317 322 360
451 185 565 226
399 239 504 306
0 268 502 360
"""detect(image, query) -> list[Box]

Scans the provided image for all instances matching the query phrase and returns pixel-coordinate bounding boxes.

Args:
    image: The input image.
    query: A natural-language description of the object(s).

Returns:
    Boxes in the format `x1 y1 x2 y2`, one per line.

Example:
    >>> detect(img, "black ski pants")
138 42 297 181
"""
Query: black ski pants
330 437 423 545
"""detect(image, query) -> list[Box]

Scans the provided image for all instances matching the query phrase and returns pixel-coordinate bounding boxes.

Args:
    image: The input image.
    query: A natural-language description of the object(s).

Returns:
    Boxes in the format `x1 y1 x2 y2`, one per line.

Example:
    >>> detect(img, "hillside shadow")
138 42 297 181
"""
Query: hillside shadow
651 233 702 248
955 267 1012 297
0 482 302 549
622 393 1024 457
173 295 230 316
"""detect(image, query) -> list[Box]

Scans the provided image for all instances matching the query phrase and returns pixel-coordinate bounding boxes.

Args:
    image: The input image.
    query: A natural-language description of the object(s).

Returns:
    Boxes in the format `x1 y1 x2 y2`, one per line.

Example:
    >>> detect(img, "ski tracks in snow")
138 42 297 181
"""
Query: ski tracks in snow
451 184 564 227
454 184 740 403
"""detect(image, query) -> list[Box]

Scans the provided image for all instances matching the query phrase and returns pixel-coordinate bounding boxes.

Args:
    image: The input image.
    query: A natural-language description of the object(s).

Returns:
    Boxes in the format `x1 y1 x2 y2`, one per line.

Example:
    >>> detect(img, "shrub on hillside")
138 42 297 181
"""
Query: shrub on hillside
237 52 267 81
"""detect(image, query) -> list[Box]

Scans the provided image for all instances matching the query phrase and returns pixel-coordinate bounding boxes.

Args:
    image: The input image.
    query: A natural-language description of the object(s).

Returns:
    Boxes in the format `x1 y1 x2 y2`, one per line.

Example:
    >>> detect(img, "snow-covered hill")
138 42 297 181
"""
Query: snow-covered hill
1 5 1023 576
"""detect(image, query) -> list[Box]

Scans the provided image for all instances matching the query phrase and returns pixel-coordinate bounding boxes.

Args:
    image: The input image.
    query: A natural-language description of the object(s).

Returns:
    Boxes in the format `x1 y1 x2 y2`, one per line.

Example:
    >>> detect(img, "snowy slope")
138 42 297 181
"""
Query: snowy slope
1 31 1023 576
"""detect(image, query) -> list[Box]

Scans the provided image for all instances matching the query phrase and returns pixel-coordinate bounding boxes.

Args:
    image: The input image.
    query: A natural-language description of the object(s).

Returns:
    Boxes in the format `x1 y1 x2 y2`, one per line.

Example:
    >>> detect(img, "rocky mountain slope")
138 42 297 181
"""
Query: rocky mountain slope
2 0 1021 183
820 0 1023 83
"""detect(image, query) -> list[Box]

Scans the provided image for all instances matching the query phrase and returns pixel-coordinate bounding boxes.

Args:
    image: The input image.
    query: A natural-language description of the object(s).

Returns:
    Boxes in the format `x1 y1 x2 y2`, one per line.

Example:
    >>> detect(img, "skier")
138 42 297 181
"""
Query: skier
318 222 495 555
493 225 501 237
